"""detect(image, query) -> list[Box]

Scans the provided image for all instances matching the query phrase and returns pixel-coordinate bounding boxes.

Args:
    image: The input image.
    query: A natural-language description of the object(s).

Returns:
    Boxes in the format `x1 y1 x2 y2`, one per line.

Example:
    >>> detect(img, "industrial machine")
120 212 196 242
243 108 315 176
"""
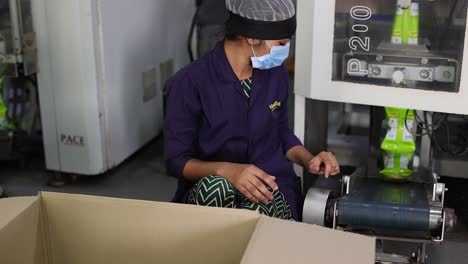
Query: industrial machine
0 0 41 195
31 0 195 181
303 169 456 263
295 0 468 115
295 0 468 263
0 0 37 77
0 0 41 163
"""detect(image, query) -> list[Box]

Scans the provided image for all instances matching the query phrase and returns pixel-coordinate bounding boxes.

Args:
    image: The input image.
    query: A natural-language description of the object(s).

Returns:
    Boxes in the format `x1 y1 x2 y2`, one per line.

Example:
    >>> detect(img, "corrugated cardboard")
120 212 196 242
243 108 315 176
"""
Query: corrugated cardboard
0 192 375 264
241 217 375 263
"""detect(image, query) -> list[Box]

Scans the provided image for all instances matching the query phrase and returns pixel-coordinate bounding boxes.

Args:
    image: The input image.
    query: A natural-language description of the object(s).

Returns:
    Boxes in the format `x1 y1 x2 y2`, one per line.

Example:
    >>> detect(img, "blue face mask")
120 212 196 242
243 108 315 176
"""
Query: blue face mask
251 41 290 70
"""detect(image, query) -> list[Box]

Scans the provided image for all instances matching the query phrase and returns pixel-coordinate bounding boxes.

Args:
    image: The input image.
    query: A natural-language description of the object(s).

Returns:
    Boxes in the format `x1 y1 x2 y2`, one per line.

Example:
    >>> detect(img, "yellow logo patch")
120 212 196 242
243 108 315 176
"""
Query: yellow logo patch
269 101 281 111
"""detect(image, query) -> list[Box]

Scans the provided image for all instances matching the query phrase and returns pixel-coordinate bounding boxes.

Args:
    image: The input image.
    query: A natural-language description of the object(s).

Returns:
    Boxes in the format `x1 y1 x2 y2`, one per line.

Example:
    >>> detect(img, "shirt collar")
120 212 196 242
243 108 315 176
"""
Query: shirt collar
212 40 269 88
213 41 245 83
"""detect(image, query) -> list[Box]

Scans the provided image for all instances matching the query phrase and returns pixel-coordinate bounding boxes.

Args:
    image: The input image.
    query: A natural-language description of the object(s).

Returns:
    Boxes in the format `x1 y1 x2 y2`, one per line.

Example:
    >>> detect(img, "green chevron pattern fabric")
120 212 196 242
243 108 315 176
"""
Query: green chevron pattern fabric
187 176 293 220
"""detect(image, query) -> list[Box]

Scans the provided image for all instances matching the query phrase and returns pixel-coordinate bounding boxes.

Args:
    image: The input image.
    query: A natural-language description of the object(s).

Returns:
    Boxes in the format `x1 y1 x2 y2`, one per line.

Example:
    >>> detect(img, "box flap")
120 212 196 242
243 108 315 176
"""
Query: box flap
0 196 38 229
0 196 45 264
242 216 375 264
40 192 260 264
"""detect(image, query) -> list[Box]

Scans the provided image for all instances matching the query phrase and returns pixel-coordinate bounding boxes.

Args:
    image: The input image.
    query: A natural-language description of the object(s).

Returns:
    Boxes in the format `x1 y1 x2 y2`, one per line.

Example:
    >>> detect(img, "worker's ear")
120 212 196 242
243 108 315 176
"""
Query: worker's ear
245 38 262 46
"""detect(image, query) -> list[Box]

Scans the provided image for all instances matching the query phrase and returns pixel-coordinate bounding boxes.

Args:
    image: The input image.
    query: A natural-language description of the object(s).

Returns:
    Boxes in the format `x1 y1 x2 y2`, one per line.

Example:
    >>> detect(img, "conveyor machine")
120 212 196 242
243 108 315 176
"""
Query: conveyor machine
303 168 457 263
295 0 466 262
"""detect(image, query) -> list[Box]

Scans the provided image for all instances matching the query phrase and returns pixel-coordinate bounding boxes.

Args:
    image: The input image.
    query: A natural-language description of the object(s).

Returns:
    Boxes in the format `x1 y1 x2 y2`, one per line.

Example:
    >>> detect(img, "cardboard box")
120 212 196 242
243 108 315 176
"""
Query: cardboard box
0 192 375 264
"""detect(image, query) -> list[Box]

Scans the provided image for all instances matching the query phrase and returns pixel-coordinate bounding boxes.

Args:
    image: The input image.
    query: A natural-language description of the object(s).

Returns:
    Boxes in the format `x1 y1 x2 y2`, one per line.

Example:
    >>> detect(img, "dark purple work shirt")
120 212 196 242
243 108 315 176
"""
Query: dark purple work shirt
164 41 303 220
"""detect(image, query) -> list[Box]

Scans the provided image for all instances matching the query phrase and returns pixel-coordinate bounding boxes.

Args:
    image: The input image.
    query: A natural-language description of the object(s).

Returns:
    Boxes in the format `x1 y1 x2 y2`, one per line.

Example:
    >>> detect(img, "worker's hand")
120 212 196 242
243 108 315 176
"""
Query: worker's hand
220 163 278 204
307 152 340 178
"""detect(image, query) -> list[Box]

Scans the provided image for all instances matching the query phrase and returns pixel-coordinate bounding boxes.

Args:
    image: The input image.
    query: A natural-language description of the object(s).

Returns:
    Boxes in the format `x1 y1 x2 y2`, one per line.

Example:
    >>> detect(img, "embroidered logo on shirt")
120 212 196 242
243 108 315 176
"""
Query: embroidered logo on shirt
269 101 281 111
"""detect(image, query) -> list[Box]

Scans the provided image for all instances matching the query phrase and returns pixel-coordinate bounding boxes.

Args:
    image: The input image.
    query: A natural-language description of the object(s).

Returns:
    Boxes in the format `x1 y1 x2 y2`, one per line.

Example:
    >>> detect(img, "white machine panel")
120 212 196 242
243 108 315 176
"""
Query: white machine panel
295 0 468 115
33 0 195 175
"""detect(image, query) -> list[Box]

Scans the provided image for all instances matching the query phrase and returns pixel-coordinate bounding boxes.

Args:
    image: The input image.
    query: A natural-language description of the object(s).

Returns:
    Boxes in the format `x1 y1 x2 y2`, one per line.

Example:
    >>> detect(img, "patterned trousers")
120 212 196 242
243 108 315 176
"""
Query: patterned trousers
187 176 293 220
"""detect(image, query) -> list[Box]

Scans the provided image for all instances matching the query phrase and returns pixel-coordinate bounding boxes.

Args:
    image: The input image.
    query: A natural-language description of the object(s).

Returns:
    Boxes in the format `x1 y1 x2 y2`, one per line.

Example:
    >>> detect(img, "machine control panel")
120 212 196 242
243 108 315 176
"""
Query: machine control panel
295 0 468 114
334 0 466 93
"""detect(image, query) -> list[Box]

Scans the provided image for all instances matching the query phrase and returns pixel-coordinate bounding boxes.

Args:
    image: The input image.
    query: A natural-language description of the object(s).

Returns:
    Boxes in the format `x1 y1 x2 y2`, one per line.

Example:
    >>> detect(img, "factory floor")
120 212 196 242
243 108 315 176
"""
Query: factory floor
0 136 176 202
1 136 468 264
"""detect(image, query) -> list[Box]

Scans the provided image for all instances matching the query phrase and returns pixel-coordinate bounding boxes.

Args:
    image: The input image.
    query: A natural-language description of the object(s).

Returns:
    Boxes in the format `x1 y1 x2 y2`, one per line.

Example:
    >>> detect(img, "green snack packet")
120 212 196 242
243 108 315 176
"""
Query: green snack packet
391 5 404 44
408 2 419 45
392 2 419 45
380 107 416 181
0 75 8 130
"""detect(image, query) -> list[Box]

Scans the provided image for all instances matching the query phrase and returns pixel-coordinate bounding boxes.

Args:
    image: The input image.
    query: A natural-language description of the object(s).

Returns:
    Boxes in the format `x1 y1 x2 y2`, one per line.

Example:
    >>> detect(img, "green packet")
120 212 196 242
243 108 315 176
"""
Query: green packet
380 107 416 181
0 76 8 130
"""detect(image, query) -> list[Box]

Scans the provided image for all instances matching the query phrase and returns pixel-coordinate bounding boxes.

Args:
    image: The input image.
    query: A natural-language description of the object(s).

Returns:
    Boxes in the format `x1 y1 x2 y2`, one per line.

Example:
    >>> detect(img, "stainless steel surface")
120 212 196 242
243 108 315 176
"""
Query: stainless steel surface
8 0 21 54
432 172 439 183
433 183 445 201
432 212 446 243
420 112 433 171
327 105 370 169
0 32 5 52
419 243 428 264
342 49 461 92
444 208 457 233
433 156 468 179
303 187 331 226
429 207 443 231
332 201 337 229
376 252 411 264
0 0 36 76
16 0 36 75
366 63 455 83
432 183 446 206
376 235 434 244
342 175 351 195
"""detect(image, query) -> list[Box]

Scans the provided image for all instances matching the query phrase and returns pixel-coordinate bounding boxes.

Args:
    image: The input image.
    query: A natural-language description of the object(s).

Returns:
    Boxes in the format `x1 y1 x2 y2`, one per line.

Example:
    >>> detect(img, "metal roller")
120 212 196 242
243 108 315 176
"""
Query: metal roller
303 188 331 226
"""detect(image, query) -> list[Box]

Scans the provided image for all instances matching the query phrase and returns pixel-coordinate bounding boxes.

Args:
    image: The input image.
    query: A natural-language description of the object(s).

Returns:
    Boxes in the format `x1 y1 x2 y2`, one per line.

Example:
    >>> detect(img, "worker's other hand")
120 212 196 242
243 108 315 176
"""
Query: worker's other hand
307 152 340 178
221 163 278 204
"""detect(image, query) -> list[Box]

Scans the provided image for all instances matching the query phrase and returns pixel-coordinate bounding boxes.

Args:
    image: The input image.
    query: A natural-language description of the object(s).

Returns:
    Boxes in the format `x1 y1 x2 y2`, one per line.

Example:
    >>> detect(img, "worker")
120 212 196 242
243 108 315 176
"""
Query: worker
164 0 340 221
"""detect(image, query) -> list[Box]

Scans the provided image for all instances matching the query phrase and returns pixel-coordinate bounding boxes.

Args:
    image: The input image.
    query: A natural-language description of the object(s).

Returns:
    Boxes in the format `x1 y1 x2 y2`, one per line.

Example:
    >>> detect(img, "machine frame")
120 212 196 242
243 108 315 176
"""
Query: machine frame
303 171 456 264
295 0 468 115
0 0 37 77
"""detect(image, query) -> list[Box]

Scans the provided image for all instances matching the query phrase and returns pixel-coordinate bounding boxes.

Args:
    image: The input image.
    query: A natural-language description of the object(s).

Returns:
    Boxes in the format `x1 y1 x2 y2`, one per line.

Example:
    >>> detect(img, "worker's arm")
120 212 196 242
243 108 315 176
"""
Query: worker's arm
182 159 278 204
286 146 340 178
285 145 314 168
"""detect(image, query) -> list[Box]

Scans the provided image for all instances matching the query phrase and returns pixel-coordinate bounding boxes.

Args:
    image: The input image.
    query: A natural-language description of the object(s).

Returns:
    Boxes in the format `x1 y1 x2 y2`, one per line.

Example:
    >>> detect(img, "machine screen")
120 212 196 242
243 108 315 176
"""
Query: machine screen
333 0 467 93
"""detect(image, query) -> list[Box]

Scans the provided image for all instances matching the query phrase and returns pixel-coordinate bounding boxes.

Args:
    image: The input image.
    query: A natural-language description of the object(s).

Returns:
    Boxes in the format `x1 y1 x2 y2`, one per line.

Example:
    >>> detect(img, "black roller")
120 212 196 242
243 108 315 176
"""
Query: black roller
336 179 431 232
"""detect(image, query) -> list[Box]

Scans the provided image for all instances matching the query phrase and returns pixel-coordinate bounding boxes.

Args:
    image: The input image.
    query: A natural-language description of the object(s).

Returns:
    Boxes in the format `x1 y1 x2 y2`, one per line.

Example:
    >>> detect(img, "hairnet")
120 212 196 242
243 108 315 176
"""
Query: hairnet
226 0 295 22
225 0 296 40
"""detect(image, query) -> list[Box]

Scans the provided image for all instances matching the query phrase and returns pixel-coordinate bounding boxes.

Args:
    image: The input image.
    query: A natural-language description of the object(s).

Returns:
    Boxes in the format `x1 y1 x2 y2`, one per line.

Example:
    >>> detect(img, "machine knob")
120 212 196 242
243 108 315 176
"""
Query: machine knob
393 70 405 84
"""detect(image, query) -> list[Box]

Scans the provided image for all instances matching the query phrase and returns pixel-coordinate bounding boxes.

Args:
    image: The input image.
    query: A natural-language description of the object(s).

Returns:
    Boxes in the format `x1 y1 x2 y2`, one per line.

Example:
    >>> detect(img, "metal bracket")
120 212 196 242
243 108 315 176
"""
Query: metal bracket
332 201 338 229
432 182 446 206
342 175 351 195
432 211 446 243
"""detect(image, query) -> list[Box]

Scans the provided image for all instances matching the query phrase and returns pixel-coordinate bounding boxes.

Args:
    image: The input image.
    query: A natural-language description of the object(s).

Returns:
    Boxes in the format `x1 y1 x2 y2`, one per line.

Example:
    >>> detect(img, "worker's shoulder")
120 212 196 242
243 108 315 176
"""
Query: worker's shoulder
268 64 290 87
271 64 289 77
